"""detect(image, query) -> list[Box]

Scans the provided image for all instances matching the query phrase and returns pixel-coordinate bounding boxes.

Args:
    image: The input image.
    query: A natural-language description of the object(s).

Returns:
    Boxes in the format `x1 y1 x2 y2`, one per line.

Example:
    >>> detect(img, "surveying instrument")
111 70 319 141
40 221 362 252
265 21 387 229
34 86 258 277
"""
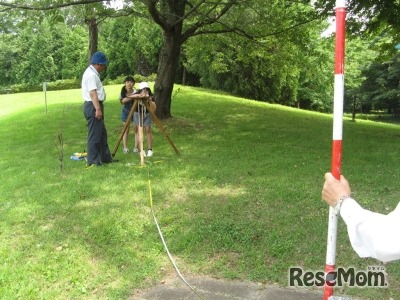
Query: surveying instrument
111 96 179 165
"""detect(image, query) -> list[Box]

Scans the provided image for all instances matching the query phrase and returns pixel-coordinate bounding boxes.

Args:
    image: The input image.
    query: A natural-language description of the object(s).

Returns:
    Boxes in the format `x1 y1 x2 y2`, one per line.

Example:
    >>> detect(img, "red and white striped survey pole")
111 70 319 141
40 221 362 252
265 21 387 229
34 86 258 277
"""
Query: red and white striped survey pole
323 1 346 300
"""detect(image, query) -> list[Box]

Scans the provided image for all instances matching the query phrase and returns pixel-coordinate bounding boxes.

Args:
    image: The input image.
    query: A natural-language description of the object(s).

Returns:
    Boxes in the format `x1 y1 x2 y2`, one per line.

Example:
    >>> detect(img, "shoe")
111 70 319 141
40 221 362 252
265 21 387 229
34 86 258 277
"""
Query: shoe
103 159 119 164
133 148 139 153
147 150 153 157
123 148 129 154
85 163 102 168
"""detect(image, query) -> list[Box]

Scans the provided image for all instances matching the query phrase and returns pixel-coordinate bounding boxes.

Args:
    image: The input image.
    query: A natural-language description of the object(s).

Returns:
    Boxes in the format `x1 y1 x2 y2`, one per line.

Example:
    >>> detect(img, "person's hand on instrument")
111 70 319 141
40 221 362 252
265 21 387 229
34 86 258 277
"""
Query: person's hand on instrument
141 91 149 97
322 172 351 207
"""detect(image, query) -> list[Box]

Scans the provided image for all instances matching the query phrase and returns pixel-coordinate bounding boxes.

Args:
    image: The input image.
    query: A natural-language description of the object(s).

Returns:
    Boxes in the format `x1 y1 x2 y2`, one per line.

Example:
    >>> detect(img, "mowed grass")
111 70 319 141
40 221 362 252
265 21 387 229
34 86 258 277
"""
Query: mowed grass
0 85 399 299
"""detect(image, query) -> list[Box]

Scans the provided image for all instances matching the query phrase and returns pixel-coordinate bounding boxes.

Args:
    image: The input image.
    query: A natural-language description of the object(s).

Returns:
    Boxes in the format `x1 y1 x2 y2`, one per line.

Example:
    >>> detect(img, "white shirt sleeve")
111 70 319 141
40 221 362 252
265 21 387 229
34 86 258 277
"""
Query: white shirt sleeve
340 198 400 262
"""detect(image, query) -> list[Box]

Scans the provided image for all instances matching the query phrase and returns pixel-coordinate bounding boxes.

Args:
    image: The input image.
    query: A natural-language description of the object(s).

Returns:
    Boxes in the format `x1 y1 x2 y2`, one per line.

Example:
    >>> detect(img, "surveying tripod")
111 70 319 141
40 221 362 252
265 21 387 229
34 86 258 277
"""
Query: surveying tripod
111 97 179 164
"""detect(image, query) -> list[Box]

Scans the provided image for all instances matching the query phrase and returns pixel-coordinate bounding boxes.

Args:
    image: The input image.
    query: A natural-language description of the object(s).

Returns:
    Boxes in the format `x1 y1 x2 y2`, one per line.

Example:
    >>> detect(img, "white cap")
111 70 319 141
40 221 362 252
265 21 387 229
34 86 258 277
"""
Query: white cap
139 82 150 90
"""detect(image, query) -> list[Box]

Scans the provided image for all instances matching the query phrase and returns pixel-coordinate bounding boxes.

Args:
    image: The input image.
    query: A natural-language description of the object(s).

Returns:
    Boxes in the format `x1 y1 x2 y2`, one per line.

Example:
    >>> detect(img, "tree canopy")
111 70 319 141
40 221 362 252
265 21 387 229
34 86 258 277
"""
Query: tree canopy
0 0 399 118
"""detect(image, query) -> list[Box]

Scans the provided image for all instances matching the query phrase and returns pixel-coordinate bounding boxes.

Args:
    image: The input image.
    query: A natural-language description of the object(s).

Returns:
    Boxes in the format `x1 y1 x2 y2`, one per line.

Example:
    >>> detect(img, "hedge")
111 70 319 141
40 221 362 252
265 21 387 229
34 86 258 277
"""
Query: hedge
0 74 157 95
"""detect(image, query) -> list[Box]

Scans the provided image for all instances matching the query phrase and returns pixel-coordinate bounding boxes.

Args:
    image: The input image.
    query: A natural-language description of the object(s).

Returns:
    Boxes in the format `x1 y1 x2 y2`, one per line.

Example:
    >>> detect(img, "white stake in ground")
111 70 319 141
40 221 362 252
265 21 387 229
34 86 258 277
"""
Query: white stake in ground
323 1 346 300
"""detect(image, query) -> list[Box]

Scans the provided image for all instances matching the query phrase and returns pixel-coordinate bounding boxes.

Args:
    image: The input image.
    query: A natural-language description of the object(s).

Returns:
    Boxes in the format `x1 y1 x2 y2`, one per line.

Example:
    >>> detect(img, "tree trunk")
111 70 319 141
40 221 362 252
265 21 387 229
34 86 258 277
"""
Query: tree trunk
352 95 356 121
182 66 186 86
154 31 182 120
85 18 98 63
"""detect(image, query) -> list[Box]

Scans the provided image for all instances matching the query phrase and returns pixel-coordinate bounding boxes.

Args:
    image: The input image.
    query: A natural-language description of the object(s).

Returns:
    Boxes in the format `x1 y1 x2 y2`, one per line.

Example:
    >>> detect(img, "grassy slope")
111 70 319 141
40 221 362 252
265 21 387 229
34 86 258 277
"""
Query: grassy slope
0 85 399 299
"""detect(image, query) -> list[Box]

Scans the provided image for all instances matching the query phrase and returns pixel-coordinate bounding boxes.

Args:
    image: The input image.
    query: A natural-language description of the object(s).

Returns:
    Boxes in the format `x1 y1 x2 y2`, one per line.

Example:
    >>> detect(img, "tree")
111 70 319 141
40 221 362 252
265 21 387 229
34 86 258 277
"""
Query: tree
102 16 137 79
145 0 240 118
0 33 16 85
342 38 377 119
315 0 400 58
0 0 120 63
183 1 331 110
358 53 400 116
130 17 162 76
62 26 88 79
144 0 321 118
18 19 66 84
296 36 334 112
102 16 162 79
1 0 324 118
315 0 400 31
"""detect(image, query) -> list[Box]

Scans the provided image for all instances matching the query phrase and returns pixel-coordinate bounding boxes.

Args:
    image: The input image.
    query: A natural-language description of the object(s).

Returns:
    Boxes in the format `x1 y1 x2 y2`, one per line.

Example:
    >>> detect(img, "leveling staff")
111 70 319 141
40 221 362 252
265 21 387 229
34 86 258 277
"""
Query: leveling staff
82 51 113 167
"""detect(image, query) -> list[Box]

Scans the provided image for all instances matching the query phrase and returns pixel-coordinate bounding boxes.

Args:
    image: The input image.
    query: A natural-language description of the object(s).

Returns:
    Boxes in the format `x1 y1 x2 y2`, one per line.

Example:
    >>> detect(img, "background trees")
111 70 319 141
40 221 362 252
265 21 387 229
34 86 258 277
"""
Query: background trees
315 0 400 117
0 0 399 119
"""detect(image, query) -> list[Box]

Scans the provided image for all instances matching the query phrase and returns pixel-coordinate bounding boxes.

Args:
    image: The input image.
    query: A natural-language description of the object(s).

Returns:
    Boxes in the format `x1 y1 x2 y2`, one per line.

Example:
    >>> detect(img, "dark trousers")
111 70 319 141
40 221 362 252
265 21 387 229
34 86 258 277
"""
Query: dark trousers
83 101 112 165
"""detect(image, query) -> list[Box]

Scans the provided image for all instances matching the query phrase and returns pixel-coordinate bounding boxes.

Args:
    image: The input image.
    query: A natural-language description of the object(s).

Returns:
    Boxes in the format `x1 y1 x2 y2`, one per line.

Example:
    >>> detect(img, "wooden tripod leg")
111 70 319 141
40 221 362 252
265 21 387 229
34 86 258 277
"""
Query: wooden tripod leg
143 100 180 155
111 99 138 157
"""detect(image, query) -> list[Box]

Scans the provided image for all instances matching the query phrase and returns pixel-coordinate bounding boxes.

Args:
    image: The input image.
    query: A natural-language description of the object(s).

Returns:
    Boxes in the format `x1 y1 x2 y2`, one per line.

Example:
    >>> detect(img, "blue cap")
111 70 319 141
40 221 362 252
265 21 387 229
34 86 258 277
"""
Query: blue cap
91 51 108 65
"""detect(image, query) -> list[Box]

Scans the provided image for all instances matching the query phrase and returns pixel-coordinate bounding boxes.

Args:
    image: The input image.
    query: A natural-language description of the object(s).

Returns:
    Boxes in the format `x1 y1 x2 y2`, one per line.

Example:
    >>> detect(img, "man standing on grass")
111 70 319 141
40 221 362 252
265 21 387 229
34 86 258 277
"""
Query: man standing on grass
82 51 113 167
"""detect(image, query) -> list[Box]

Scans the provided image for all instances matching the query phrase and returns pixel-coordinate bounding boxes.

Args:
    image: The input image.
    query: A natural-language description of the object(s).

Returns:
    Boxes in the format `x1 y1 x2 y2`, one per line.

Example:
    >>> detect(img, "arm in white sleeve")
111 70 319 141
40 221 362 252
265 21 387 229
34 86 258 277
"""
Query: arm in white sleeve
340 199 400 262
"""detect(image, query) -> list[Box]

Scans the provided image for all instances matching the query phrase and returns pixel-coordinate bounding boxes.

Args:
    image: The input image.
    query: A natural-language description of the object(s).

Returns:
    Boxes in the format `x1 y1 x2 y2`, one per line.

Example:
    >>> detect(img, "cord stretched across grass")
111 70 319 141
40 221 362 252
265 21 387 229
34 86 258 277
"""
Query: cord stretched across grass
146 167 205 300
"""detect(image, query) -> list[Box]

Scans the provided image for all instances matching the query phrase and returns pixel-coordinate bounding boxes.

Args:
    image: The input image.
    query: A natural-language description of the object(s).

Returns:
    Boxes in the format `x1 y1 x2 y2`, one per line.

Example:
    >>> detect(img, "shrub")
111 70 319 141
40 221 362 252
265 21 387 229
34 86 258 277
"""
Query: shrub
0 74 157 95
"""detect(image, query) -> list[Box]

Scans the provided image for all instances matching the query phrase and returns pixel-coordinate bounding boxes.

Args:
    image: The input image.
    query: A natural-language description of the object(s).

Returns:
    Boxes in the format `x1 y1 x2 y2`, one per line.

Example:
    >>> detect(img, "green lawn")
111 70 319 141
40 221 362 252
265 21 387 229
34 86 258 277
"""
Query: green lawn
0 85 399 299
